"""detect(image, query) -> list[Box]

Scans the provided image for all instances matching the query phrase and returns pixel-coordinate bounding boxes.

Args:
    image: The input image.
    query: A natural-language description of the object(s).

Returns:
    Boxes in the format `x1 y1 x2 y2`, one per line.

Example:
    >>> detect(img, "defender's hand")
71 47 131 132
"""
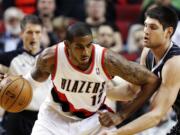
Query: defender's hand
98 111 123 127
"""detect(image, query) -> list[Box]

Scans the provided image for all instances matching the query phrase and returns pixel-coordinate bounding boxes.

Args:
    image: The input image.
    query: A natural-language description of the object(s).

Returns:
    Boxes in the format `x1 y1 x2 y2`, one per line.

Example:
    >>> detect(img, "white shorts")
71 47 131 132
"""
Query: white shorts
31 102 116 135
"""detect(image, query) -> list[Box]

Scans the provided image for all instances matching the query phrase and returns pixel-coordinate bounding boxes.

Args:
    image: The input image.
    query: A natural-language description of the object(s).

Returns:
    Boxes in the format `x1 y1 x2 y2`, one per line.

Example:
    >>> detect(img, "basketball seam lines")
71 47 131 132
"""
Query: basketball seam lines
0 77 21 107
20 80 32 111
6 78 25 111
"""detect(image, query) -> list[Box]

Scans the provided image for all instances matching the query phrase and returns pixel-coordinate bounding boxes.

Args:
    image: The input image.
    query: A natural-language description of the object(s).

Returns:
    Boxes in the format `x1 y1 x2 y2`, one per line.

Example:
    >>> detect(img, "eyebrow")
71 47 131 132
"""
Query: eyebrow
76 41 93 47
145 21 158 26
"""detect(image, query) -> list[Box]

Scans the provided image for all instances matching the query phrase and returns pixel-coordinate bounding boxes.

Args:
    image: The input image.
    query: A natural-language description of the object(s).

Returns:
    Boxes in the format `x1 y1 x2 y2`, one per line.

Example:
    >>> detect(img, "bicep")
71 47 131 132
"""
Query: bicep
104 49 157 85
150 59 180 115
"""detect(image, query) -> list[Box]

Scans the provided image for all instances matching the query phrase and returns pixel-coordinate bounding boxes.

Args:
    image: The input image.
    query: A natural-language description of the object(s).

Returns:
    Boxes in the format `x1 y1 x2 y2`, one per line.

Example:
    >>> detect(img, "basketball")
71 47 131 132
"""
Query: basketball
0 75 32 112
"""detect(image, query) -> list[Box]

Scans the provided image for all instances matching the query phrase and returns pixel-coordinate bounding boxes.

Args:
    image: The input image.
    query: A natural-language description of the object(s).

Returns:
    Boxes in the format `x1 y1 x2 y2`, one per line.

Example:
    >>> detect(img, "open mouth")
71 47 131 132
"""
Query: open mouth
81 57 89 62
30 41 37 46
144 36 149 42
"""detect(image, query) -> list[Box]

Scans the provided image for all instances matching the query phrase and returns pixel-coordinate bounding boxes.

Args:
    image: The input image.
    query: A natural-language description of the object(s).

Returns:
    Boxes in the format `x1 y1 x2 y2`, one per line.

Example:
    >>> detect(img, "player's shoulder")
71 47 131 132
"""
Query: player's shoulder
165 55 180 67
162 56 180 85
38 44 59 66
41 44 57 58
92 43 105 49
140 47 150 66
162 55 180 77
91 43 106 56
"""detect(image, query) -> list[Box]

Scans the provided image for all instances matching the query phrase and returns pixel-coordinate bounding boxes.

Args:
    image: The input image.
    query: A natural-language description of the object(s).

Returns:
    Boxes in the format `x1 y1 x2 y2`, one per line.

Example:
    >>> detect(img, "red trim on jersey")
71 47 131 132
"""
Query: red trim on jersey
51 45 58 80
101 49 112 80
53 85 94 117
64 45 95 74
101 96 114 113
53 84 114 118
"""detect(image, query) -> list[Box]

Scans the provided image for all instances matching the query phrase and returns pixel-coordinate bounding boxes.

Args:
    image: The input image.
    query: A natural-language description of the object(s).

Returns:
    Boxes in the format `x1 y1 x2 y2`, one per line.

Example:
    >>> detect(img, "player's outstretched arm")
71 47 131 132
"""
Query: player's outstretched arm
101 50 160 126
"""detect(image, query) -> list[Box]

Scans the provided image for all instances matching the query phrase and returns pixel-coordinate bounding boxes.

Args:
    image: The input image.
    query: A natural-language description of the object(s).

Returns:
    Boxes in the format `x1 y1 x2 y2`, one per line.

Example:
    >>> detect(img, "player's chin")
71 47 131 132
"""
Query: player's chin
143 42 150 48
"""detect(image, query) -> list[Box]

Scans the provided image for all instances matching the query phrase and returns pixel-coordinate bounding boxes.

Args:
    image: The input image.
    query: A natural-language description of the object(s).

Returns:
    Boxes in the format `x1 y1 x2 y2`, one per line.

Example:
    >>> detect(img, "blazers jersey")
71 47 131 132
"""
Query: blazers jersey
50 42 112 119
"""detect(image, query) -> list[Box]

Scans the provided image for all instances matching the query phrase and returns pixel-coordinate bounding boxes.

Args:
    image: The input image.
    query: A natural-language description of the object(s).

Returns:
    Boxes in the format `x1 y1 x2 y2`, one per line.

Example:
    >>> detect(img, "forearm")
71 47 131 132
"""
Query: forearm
31 68 50 82
115 111 161 135
118 78 160 122
107 85 137 101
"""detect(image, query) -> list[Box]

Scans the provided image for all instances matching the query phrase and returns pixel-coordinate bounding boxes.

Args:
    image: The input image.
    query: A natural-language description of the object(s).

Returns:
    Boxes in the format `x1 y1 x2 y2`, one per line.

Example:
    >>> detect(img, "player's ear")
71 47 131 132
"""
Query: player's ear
166 27 173 38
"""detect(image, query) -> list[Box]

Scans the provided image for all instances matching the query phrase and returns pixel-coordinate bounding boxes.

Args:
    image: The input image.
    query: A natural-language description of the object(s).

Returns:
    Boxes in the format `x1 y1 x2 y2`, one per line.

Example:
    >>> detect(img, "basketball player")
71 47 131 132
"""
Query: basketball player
99 6 180 135
21 22 160 135
2 15 52 135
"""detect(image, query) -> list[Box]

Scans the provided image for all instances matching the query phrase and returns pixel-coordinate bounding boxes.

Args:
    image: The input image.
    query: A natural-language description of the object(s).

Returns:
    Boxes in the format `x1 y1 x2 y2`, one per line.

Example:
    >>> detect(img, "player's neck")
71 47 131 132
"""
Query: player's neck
151 41 171 63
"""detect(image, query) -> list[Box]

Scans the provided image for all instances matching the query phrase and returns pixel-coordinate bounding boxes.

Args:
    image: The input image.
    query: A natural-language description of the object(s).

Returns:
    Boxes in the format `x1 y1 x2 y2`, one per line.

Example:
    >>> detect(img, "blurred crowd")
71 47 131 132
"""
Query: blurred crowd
0 0 180 135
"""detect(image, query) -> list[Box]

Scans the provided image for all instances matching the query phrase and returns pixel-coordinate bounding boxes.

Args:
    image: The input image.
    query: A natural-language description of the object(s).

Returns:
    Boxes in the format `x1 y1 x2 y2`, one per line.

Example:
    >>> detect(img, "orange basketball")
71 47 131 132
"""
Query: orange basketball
0 75 32 112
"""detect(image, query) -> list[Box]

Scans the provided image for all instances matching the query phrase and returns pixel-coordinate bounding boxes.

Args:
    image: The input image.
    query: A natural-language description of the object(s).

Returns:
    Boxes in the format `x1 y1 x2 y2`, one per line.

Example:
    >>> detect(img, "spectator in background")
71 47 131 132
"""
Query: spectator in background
85 0 122 48
126 24 144 62
0 7 24 53
36 0 56 32
56 0 86 21
85 0 107 39
36 0 58 48
97 24 123 53
52 16 76 42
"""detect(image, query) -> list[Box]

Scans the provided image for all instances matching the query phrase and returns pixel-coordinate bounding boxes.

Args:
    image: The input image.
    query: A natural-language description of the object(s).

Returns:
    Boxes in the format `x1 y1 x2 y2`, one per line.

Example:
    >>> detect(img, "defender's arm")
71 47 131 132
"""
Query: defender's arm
111 56 180 135
101 49 160 125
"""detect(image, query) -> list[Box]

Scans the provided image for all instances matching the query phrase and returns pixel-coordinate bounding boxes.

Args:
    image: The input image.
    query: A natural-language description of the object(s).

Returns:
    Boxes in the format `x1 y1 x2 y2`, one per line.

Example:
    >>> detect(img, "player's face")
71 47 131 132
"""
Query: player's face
68 35 93 66
21 23 42 54
143 17 168 49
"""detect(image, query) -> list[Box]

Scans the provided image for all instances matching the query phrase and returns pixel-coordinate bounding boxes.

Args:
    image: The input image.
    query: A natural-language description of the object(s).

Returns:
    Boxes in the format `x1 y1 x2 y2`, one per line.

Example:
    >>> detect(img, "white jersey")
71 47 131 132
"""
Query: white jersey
49 42 112 119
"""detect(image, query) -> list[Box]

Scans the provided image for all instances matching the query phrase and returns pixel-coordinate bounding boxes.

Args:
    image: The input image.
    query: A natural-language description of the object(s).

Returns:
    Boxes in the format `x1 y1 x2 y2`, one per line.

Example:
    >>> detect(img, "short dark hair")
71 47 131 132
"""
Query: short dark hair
21 15 42 31
145 6 178 36
66 22 92 43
